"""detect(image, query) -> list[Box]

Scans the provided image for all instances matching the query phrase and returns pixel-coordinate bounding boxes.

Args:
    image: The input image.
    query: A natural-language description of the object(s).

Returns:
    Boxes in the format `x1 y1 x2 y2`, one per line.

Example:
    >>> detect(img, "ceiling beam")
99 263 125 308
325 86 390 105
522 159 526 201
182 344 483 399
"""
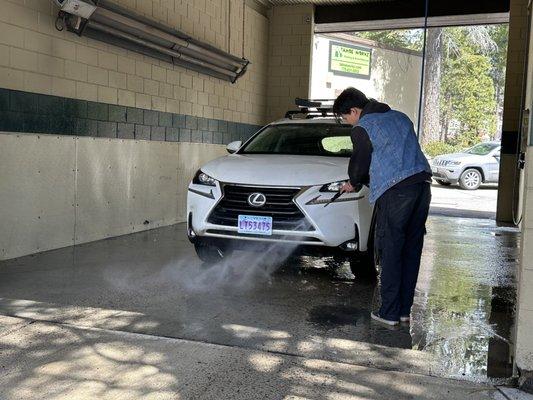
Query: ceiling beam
315 0 510 25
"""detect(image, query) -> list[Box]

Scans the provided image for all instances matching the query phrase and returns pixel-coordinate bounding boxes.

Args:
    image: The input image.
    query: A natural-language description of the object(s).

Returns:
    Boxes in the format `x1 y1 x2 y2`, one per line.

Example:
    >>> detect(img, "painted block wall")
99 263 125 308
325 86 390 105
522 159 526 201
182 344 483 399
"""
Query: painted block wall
0 0 269 126
515 0 533 376
0 0 270 259
0 1 319 259
517 151 533 374
496 0 529 223
266 4 313 122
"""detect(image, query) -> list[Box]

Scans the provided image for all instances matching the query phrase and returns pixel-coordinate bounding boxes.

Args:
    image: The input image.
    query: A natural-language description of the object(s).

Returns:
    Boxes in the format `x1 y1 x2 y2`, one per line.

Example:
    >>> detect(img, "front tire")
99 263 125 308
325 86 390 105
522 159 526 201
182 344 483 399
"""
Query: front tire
194 241 230 263
350 219 378 280
349 251 377 280
459 168 482 190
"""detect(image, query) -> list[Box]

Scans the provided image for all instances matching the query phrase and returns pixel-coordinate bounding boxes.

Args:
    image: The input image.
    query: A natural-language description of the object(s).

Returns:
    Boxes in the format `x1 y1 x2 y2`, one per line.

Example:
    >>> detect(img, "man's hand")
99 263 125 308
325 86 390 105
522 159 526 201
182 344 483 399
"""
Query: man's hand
340 182 355 194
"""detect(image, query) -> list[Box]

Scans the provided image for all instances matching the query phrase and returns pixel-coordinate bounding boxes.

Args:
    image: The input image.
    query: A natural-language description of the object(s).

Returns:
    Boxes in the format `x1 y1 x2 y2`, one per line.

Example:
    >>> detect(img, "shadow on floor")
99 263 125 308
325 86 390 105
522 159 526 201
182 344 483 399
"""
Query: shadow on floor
0 215 519 384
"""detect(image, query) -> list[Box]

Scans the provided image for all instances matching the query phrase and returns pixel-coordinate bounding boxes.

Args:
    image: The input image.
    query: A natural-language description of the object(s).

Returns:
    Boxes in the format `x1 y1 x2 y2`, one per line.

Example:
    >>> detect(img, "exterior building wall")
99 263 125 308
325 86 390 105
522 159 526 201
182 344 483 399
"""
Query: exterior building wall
310 34 422 123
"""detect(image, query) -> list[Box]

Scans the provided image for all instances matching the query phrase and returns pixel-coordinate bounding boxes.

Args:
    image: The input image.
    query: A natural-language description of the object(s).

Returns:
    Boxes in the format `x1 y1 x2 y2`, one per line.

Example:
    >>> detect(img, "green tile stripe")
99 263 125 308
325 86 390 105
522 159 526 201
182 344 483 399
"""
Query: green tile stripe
0 88 262 145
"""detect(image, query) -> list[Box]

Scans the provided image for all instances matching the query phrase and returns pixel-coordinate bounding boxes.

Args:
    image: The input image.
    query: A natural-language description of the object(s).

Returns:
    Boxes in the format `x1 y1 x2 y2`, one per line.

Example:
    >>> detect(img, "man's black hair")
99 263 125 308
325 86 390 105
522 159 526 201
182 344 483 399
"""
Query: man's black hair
332 87 369 115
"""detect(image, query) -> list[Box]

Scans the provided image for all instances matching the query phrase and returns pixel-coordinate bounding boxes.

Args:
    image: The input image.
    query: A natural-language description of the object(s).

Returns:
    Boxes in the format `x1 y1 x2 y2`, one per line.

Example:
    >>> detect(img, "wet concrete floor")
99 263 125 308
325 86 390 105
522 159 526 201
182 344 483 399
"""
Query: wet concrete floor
0 215 518 384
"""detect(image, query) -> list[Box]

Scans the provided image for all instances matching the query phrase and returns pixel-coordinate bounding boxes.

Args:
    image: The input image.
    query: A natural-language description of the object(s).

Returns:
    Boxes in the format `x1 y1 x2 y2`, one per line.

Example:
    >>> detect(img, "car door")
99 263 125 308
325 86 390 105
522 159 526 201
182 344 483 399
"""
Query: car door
486 147 501 183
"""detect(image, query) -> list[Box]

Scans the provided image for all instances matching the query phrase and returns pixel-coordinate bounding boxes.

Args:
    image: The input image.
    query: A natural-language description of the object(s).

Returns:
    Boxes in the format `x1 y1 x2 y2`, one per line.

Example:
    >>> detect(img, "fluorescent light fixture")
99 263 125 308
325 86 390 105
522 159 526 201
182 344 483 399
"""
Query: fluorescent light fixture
52 0 249 82
52 0 96 19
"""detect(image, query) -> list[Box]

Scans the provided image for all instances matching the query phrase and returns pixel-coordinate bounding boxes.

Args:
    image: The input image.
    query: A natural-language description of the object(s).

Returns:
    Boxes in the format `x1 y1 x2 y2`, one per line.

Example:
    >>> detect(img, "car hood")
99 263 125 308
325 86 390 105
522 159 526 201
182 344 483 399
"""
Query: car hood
201 154 349 186
435 152 486 163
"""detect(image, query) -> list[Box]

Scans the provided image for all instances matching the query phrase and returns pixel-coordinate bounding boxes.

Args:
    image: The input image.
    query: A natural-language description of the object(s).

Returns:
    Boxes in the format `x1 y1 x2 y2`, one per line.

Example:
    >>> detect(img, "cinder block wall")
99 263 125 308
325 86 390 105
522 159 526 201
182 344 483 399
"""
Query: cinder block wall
0 0 271 260
266 4 313 122
517 156 533 380
515 0 533 383
496 0 529 224
0 0 268 127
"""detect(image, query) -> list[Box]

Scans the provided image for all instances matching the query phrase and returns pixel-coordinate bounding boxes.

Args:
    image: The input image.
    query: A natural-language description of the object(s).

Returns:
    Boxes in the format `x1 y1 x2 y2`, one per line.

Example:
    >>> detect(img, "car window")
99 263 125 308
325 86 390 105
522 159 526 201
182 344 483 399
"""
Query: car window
321 136 353 155
240 123 353 157
465 143 499 156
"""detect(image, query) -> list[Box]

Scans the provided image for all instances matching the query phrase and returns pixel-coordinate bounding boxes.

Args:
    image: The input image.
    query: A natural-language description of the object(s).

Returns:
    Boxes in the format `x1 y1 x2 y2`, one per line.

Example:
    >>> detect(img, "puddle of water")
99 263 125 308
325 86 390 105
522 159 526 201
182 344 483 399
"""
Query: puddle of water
308 305 367 328
302 216 517 384
411 216 517 384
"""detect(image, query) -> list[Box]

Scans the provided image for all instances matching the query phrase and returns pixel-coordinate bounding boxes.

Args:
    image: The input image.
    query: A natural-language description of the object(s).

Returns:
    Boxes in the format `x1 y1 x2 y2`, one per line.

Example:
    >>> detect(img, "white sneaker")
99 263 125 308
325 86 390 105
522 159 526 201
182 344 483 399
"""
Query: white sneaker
400 316 410 323
371 312 399 326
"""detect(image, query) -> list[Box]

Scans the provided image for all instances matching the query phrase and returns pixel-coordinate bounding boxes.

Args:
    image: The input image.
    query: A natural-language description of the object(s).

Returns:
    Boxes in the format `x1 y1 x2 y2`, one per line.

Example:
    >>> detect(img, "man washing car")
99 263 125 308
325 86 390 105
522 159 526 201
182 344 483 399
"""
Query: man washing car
333 87 432 326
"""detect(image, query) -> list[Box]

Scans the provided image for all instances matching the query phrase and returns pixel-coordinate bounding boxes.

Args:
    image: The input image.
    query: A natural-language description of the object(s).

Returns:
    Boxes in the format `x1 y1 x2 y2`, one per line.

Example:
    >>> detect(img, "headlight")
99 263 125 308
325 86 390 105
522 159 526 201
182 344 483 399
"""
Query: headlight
193 170 217 186
320 180 348 192
446 160 461 166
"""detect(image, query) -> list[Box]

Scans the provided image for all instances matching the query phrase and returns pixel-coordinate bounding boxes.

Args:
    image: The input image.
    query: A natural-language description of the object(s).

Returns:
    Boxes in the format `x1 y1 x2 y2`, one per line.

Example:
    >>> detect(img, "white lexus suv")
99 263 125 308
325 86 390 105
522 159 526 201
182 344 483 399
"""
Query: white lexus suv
186 102 376 276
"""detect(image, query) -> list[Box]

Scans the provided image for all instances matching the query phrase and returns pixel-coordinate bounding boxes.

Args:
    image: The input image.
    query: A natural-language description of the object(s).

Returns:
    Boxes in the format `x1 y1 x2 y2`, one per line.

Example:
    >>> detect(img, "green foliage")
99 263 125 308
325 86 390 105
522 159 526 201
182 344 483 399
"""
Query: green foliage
442 54 496 146
439 26 499 146
353 29 423 52
442 26 498 57
354 24 508 147
487 24 509 90
423 141 461 157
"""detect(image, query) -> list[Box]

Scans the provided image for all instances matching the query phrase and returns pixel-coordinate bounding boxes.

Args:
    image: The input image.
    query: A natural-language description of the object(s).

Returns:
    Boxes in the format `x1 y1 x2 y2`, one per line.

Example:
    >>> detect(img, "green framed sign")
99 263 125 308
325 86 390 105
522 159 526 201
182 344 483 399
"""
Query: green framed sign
329 41 372 79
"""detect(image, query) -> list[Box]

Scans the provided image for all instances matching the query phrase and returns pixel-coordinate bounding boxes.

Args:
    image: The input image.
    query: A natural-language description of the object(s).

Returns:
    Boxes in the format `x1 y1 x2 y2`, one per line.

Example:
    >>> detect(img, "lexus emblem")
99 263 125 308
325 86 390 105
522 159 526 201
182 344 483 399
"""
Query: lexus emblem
247 192 267 207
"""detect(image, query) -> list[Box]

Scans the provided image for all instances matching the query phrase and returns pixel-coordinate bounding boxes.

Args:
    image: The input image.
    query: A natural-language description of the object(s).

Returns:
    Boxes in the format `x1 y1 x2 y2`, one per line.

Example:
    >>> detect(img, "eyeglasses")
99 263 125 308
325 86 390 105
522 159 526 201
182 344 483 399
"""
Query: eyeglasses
334 110 352 124
340 113 351 122
334 114 344 124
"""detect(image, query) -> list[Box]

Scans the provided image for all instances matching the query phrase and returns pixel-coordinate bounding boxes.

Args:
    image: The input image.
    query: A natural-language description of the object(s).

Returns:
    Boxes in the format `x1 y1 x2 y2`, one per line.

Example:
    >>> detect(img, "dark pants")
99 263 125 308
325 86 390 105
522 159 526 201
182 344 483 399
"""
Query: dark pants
375 182 431 321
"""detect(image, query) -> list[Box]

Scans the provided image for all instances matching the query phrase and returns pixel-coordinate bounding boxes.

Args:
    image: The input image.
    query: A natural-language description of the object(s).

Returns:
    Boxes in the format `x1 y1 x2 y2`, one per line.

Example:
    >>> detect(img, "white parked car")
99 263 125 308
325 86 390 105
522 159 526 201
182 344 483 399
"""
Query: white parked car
186 112 376 276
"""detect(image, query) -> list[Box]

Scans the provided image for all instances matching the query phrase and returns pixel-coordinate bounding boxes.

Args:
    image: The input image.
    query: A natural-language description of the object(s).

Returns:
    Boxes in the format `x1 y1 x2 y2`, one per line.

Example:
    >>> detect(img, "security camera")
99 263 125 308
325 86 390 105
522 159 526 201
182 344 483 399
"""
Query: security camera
50 0 97 19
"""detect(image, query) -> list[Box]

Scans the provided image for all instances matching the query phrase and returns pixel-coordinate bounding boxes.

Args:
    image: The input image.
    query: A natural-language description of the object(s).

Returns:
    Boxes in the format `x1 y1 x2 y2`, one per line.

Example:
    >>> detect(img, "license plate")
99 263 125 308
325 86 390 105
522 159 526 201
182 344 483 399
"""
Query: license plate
238 215 273 236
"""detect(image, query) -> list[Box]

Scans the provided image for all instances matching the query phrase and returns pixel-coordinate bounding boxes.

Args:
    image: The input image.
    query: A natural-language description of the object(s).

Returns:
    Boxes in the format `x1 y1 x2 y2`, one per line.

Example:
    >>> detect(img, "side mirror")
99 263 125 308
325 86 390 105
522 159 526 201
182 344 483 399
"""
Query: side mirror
226 141 242 154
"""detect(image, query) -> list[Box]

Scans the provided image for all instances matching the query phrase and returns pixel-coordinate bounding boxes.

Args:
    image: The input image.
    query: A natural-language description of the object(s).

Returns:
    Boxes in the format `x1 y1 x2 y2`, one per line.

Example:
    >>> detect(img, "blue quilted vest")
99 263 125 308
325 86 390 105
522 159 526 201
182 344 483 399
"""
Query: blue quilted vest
358 110 431 204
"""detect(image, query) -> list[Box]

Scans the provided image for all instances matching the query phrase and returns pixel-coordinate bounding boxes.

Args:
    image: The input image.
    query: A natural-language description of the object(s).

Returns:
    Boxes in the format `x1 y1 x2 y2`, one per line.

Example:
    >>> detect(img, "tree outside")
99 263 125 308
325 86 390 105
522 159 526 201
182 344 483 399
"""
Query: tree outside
354 24 509 157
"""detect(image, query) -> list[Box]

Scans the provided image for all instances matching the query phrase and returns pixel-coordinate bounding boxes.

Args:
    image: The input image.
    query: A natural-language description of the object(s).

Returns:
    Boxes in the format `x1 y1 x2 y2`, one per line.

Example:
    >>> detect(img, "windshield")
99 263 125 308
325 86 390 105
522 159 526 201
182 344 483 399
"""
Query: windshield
465 143 499 156
240 123 353 157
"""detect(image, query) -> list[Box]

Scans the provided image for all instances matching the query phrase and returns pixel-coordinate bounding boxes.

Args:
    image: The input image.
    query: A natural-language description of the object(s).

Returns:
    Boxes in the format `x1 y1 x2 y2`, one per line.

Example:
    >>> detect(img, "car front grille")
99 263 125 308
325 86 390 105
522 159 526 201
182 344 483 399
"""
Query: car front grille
207 184 314 231
433 159 448 166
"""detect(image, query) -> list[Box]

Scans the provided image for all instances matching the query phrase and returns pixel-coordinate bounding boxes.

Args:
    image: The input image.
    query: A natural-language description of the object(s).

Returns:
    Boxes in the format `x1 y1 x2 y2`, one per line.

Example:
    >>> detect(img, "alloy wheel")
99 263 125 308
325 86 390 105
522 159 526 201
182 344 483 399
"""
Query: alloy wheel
460 169 482 190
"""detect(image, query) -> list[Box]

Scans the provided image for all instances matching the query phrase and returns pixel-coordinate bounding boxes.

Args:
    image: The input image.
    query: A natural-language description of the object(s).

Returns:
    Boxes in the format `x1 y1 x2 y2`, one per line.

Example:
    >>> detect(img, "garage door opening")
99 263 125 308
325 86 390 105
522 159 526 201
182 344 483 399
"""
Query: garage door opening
311 23 509 220
310 22 516 382
421 24 508 220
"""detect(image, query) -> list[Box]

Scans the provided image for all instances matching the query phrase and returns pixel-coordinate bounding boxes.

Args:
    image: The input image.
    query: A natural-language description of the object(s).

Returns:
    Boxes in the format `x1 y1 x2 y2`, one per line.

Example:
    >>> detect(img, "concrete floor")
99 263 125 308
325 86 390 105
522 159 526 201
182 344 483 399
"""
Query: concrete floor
0 315 513 400
430 182 498 219
0 212 520 398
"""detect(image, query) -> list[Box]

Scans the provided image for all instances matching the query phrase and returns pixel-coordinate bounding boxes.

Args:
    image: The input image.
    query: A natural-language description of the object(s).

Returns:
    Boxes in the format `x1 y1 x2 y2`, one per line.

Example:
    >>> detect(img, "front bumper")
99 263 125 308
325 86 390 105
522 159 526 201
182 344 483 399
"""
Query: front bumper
186 182 374 252
431 165 461 184
188 234 367 259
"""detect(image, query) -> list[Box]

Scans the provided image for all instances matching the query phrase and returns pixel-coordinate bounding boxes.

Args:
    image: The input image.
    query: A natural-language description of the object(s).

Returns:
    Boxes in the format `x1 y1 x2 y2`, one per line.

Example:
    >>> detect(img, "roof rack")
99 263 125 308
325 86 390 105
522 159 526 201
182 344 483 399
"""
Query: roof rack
285 98 338 120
